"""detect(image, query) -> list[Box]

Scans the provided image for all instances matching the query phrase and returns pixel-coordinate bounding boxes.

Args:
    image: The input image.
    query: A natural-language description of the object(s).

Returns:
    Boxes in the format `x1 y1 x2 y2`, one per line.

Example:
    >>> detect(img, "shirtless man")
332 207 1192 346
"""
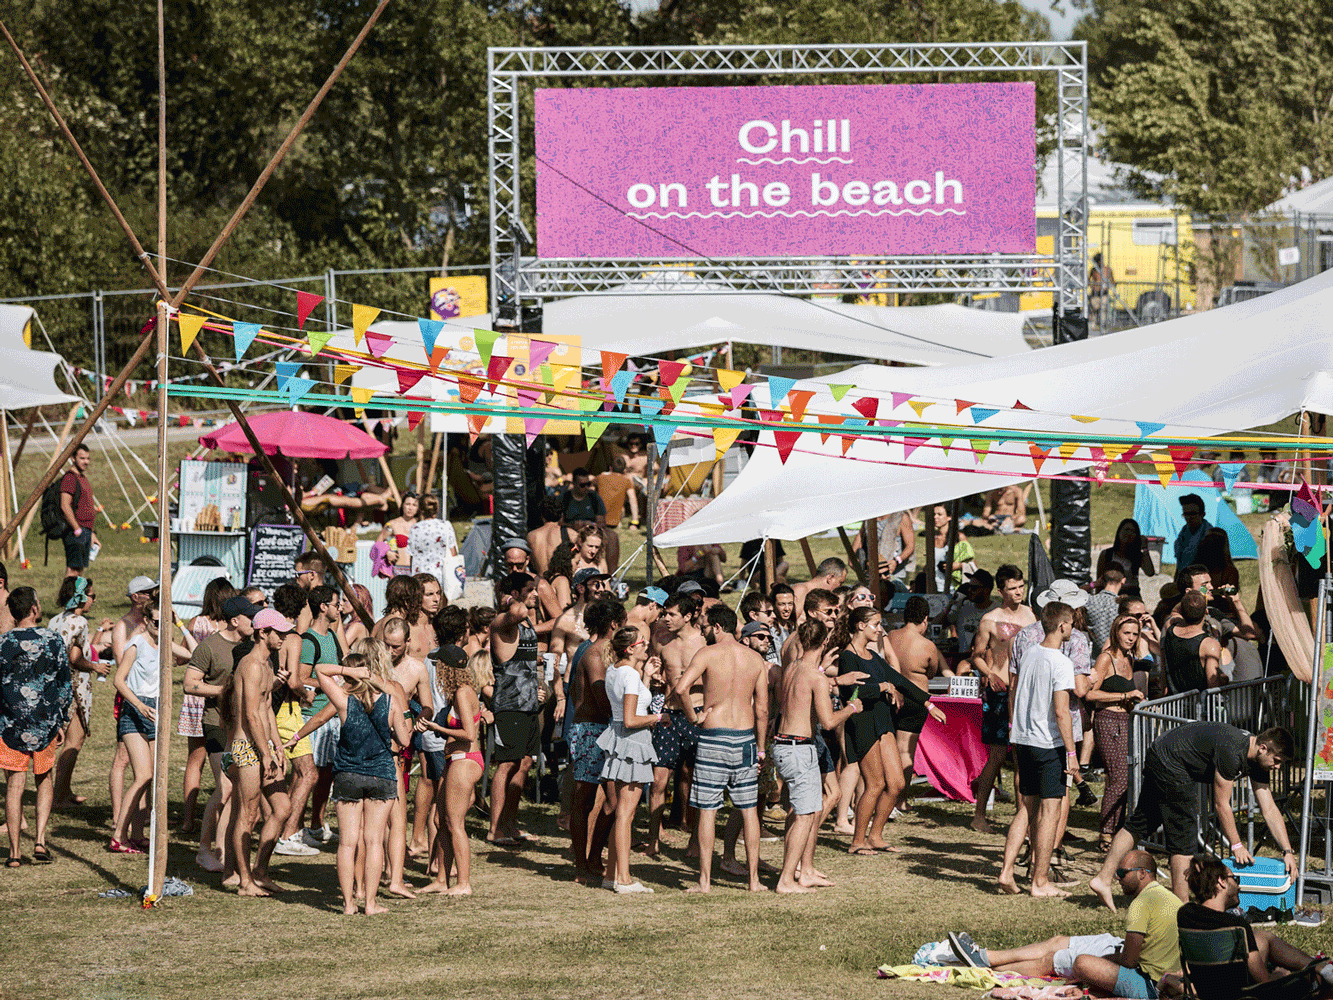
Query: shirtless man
886 596 947 788
969 564 1036 833
291 553 325 634
773 618 862 893
109 577 155 854
625 588 665 646
228 610 294 897
646 593 705 856
411 574 443 660
382 616 432 898
675 604 770 893
526 495 565 577
374 576 423 647
565 599 625 882
791 558 848 617
780 589 839 668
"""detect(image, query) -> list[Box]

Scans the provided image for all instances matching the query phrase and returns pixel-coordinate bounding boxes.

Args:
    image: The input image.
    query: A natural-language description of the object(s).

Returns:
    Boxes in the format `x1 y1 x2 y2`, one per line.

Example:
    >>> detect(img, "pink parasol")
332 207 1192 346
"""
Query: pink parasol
199 410 387 460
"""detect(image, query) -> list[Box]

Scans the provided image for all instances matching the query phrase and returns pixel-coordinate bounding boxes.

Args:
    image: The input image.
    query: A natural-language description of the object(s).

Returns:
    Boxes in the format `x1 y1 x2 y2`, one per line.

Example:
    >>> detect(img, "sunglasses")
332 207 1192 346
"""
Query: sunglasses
1115 866 1148 879
146 616 160 627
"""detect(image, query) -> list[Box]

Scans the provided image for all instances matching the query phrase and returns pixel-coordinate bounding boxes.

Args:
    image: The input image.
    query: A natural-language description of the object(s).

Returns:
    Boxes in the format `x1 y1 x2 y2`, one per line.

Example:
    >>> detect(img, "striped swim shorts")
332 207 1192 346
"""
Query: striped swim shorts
689 727 759 811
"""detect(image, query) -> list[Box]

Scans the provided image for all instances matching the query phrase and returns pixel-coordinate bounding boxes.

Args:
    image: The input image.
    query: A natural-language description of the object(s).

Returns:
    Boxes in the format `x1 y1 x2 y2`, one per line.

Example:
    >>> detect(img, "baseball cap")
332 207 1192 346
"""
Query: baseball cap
501 538 532 554
437 644 468 670
740 621 771 639
639 586 668 606
252 608 295 632
1035 579 1089 610
675 579 705 595
221 595 262 621
572 567 611 588
127 576 158 596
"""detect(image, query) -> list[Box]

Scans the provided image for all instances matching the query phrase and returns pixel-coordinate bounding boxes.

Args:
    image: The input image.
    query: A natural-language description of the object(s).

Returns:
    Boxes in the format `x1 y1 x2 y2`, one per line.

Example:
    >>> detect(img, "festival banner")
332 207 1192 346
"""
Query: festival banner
535 83 1035 258
428 277 487 322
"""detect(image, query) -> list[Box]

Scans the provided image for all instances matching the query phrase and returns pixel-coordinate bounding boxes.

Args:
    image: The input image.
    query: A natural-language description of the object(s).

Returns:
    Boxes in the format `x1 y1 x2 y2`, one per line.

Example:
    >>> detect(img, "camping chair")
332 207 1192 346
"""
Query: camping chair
1179 926 1323 1000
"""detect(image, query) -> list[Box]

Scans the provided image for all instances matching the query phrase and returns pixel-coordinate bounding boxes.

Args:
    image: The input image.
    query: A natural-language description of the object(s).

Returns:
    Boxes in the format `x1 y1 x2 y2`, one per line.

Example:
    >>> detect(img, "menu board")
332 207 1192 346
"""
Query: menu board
247 524 306 599
178 460 247 532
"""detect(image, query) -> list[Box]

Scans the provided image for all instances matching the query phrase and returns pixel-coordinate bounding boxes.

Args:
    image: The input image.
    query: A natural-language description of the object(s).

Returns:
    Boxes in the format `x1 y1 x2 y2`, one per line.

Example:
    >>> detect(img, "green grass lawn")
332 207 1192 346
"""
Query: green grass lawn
0 422 1305 1000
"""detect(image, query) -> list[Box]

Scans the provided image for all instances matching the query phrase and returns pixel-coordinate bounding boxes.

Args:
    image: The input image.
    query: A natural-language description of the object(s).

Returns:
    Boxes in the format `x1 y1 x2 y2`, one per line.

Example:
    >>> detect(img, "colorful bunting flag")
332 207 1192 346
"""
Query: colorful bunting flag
907 400 934 419
954 400 976 414
1167 446 1196 476
774 430 801 464
667 377 692 405
1150 452 1176 488
474 328 500 368
396 368 424 395
716 369 745 393
1059 441 1080 461
817 414 845 443
1136 421 1165 438
178 313 206 355
283 376 316 406
406 410 424 432
639 397 665 420
713 427 742 460
528 339 558 369
652 422 678 448
971 407 998 424
902 436 927 459
232 322 260 360
1293 480 1321 521
332 364 359 387
1219 462 1244 493
1101 442 1131 463
458 375 484 404
427 346 448 372
1013 399 1031 410
307 329 334 356
601 351 628 383
657 360 685 386
840 417 867 455
524 418 547 447
788 390 815 424
938 437 953 456
417 318 444 358
1029 444 1051 474
350 302 379 343
852 397 878 420
1071 414 1099 423
364 330 394 359
827 384 852 402
466 413 486 441
486 355 514 393
609 369 636 404
350 386 374 406
891 392 913 410
274 362 302 391
516 385 541 408
767 375 797 406
296 291 325 330
728 384 754 410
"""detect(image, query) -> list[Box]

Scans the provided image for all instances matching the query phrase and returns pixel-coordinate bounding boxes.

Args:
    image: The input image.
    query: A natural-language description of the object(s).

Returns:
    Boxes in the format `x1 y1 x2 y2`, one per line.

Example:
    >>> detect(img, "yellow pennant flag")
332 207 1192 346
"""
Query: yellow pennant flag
350 386 375 406
1150 451 1176 488
1071 414 1099 423
333 364 360 385
908 399 934 419
1059 441 1080 461
352 303 381 345
1102 442 1131 463
716 369 745 393
178 313 206 355
713 426 743 460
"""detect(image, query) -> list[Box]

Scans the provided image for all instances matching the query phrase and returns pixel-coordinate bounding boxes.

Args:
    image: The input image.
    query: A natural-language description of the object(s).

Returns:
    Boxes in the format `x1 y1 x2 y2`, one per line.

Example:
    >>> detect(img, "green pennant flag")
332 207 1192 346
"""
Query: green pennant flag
307 328 335 356
828 384 853 402
938 437 953 457
667 376 691 405
474 328 500 368
971 439 991 464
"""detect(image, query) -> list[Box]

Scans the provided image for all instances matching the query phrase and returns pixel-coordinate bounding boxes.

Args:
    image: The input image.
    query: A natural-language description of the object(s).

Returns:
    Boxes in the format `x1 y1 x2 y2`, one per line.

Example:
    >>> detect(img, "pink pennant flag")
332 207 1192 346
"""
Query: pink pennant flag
891 392 913 410
524 418 547 446
296 291 325 330
902 436 928 459
364 330 394 358
528 339 558 368
516 386 541 407
728 384 754 409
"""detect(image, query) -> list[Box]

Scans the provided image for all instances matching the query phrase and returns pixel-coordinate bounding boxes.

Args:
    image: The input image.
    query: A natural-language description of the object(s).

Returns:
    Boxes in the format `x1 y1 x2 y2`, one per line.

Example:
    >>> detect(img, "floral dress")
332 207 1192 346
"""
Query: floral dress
176 617 217 738
48 611 93 731
0 627 72 753
408 517 457 587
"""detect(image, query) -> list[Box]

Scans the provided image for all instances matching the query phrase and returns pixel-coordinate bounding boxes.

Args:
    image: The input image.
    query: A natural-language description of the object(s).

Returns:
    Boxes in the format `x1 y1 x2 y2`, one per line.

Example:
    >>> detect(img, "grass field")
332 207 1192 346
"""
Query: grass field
0 421 1308 1000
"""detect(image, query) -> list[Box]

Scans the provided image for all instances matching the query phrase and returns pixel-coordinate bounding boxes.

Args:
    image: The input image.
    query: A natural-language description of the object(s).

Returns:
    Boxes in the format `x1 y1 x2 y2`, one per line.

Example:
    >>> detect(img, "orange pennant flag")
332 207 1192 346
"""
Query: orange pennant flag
817 414 845 443
1029 444 1051 475
600 351 628 383
466 412 486 442
788 389 816 424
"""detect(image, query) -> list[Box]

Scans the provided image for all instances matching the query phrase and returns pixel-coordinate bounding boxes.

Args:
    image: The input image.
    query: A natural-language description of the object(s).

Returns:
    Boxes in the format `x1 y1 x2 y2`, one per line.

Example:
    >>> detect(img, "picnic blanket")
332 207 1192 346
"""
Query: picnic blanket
875 965 1064 991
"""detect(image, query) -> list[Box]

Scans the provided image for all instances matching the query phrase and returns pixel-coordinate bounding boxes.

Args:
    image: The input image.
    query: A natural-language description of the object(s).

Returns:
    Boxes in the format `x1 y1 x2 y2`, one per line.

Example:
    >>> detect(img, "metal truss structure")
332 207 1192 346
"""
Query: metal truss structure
488 41 1088 316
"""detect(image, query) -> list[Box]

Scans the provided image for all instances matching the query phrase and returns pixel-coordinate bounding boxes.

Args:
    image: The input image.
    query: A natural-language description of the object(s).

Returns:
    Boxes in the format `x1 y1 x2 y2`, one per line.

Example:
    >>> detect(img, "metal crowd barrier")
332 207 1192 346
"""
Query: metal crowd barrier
1128 675 1308 856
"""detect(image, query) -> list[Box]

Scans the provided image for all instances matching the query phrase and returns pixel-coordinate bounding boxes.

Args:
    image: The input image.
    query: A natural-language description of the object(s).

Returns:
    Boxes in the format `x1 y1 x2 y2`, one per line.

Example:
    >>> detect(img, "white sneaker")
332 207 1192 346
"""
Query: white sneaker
613 880 654 894
274 836 320 857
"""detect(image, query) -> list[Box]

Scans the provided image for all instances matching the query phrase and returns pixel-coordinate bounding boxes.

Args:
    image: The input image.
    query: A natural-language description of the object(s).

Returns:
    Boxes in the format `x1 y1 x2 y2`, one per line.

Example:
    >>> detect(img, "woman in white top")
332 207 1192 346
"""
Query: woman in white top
595 627 662 894
110 609 194 852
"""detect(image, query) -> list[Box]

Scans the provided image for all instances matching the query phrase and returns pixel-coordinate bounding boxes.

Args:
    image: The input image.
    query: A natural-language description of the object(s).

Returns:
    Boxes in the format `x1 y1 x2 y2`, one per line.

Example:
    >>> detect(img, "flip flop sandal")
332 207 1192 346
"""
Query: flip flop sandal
848 847 880 857
4 853 22 868
31 844 53 865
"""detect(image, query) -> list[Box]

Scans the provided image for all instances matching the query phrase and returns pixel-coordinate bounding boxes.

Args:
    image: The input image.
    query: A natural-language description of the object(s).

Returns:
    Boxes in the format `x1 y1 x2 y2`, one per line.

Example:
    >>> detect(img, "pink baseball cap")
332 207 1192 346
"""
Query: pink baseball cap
252 608 295 633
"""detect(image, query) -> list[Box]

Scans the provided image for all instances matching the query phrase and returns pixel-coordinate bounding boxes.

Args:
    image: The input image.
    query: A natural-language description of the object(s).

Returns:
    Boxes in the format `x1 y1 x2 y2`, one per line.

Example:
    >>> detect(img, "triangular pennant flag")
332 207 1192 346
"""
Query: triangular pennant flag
902 436 928 459
851 397 879 420
575 394 602 414
333 364 360 386
274 361 302 391
283 376 316 407
1297 514 1327 568
232 322 260 360
971 407 998 424
417 318 445 357
609 369 636 404
1293 480 1321 521
1029 444 1051 474
1071 414 1099 423
583 419 609 449
350 303 380 344
667 377 692 405
774 430 801 464
178 313 206 355
307 328 334 356
788 389 816 424
954 399 977 415
840 417 867 455
713 426 743 460
125 409 137 427
528 339 558 369
891 392 913 410
717 369 745 393
486 355 514 393
652 422 678 449
817 414 845 443
600 351 628 383
1101 442 1131 463
406 410 424 432
1147 451 1176 488
466 413 487 441
516 385 541 408
938 437 953 456
880 419 903 429
1013 399 1031 410
524 418 547 447
458 375 484 404
1219 462 1244 493
828 384 852 402
297 291 325 330
474 328 500 368
1136 421 1165 438
907 400 934 419
759 409 784 427
728 384 754 410
1059 441 1080 461
363 330 393 359
350 386 374 406
396 367 425 395
767 375 797 406
657 360 686 386
1166 446 1196 476
639 397 665 420
427 346 448 372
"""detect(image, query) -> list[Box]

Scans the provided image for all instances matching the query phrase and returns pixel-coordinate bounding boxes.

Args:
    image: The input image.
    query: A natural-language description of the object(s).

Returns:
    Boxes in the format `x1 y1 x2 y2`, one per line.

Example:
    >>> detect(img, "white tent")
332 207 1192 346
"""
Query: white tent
657 268 1333 545
0 304 81 410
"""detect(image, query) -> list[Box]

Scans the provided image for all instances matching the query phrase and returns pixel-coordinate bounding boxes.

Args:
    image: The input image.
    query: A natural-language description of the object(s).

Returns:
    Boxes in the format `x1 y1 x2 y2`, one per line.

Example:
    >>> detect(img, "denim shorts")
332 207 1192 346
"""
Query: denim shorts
331 770 398 802
1114 966 1158 999
117 696 157 739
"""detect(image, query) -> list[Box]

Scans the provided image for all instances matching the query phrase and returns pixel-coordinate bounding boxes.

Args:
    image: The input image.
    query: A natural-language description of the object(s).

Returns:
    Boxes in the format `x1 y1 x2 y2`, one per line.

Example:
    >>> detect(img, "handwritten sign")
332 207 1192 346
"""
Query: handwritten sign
247 524 306 599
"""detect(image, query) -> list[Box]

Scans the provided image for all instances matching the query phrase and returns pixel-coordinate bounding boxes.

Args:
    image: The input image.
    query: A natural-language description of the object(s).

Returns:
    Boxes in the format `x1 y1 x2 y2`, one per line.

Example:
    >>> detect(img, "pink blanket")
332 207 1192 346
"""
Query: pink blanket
913 695 987 802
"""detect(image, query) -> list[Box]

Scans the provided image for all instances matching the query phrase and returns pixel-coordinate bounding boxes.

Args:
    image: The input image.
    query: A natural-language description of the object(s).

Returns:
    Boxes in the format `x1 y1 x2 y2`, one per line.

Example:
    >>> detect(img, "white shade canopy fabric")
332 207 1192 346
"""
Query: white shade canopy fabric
0 304 81 411
658 268 1333 545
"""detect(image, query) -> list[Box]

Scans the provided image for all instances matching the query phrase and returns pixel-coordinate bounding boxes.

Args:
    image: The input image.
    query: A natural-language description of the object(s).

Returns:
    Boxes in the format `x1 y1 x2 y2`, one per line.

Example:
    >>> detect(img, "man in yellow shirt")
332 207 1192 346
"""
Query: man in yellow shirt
1074 850 1181 998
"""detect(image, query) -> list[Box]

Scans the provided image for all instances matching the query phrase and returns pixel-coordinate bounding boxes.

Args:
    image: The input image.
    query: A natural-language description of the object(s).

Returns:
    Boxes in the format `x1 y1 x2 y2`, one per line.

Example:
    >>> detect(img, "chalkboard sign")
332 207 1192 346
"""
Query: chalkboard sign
248 524 306 599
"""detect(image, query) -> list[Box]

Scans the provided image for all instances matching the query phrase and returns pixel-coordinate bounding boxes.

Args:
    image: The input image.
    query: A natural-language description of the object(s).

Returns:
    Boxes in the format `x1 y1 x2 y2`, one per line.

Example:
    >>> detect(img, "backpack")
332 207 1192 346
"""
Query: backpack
40 473 79 566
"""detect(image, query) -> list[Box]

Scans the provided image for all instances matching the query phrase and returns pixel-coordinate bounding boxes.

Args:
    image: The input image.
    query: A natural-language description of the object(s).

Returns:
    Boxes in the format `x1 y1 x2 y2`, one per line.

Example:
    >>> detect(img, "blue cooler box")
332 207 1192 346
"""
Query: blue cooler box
1224 857 1295 912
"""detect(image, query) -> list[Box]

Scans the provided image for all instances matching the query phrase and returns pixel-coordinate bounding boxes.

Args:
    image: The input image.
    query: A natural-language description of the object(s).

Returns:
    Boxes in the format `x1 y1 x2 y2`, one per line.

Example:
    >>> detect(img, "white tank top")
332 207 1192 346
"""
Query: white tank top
124 634 161 700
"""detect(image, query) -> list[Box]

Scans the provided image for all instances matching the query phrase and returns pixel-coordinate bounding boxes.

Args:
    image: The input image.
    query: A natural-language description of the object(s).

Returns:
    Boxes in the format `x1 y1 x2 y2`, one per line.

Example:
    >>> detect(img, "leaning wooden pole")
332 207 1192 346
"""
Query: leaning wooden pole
148 0 173 902
0 0 394 554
